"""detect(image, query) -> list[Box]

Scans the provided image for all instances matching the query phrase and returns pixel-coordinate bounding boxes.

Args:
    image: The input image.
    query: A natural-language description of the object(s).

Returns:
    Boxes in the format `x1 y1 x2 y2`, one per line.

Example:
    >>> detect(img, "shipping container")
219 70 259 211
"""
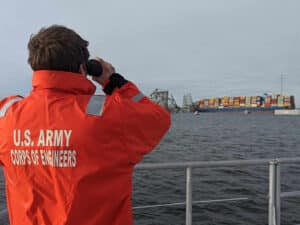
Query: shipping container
271 95 278 106
204 99 209 107
220 98 224 106
251 96 257 104
214 98 220 107
240 96 246 106
284 96 291 107
256 96 262 106
265 96 272 104
199 100 205 108
233 97 240 107
229 97 234 107
277 96 284 106
245 96 251 106
223 97 229 107
197 94 295 112
284 96 291 102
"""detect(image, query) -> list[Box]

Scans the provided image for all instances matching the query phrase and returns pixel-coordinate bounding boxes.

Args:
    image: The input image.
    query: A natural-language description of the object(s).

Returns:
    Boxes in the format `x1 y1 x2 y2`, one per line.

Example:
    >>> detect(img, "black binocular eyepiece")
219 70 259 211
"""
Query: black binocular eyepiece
86 59 103 77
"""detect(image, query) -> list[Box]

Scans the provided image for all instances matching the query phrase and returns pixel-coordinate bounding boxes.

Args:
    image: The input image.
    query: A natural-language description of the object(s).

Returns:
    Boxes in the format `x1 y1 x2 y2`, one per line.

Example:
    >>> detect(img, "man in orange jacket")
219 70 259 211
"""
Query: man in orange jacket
0 25 171 225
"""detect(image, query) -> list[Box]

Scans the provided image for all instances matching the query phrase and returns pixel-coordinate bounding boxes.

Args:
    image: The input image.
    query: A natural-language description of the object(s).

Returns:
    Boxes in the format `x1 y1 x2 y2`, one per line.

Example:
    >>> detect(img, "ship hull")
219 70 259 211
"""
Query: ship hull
198 106 286 113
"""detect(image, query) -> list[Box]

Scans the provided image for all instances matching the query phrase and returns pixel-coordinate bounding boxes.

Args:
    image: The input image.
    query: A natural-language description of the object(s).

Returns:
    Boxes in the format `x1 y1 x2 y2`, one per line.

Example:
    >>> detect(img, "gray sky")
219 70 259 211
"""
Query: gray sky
0 0 299 107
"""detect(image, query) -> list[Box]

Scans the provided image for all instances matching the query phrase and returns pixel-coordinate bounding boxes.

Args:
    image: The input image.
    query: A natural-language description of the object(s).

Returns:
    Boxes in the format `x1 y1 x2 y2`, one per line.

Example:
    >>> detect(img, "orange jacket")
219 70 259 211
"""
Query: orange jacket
0 70 170 225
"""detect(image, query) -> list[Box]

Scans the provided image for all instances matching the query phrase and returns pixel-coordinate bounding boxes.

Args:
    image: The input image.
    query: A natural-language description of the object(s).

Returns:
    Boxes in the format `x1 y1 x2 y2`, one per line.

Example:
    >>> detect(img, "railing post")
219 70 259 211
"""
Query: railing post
186 167 192 225
268 160 281 225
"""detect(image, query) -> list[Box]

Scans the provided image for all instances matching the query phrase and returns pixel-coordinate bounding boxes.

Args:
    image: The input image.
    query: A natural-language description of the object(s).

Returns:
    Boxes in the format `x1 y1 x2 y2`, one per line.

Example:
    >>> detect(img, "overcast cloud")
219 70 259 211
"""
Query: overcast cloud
0 0 299 107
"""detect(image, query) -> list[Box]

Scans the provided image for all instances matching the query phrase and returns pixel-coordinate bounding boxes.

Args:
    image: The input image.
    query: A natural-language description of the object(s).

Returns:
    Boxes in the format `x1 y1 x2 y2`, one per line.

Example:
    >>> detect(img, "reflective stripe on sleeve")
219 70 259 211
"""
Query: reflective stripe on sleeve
131 92 145 102
0 97 23 117
86 95 106 116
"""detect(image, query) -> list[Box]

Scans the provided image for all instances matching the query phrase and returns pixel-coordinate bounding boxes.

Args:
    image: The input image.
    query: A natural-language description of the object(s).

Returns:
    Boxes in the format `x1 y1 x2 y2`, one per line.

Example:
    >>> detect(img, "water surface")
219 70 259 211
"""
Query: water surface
1 113 300 225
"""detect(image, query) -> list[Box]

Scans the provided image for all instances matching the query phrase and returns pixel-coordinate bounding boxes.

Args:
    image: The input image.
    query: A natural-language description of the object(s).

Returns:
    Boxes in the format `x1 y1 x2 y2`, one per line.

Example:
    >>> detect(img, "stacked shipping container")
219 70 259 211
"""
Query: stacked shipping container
198 95 295 112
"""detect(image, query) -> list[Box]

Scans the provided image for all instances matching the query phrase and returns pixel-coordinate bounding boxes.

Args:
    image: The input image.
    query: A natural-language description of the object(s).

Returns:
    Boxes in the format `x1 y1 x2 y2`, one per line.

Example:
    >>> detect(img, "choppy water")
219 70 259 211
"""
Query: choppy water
132 113 300 225
1 113 300 225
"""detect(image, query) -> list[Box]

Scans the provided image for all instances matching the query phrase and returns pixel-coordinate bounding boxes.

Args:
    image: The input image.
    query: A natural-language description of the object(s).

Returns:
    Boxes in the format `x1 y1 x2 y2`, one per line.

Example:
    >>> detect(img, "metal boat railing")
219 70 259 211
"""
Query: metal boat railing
0 157 300 225
134 157 300 225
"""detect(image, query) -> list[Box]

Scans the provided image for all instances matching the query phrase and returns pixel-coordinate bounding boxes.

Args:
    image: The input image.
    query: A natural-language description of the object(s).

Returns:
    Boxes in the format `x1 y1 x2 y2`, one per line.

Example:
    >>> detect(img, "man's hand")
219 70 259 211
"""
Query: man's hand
92 57 115 86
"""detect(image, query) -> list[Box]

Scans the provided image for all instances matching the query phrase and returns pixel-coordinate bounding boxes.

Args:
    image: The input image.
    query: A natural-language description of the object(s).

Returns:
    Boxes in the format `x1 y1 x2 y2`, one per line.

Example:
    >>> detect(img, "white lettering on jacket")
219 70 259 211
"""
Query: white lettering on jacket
10 129 76 168
37 129 72 147
13 129 32 147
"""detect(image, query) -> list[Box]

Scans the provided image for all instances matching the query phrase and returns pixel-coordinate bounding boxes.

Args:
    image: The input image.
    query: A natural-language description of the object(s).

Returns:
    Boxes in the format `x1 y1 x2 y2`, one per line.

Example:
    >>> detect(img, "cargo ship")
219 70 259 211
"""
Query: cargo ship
196 95 295 113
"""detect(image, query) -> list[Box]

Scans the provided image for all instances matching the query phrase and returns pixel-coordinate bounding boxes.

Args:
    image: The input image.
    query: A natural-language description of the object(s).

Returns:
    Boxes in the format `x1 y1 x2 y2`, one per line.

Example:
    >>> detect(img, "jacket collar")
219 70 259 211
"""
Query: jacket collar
32 70 96 95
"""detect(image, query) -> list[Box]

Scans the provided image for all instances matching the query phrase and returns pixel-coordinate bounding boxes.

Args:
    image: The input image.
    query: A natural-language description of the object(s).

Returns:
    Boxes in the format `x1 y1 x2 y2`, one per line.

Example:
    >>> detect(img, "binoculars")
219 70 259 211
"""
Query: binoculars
86 59 103 77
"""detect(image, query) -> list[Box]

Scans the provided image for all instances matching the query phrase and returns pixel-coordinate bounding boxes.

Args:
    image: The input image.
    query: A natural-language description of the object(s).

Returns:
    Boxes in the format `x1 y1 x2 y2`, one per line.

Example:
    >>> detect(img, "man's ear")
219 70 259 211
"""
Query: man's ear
79 64 87 77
